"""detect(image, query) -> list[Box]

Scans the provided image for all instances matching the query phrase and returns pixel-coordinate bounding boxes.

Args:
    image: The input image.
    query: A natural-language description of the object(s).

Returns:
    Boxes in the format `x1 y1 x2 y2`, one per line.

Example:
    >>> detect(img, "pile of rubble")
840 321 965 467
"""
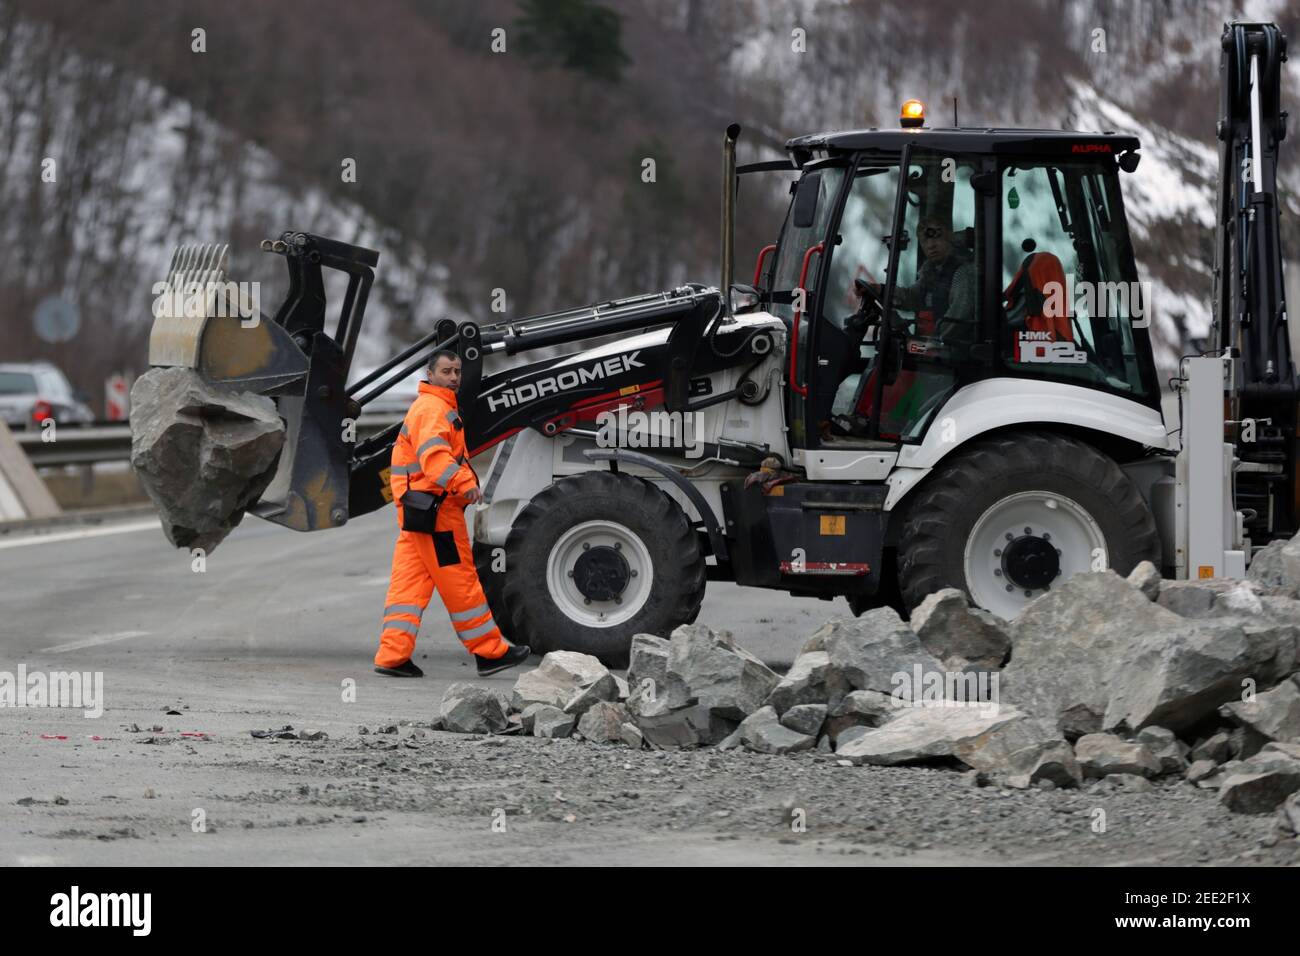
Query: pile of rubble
435 533 1300 834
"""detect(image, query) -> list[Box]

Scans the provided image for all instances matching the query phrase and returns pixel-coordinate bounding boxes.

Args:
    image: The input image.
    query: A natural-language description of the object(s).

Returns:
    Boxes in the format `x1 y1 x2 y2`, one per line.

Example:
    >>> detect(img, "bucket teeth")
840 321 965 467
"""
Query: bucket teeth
163 242 231 316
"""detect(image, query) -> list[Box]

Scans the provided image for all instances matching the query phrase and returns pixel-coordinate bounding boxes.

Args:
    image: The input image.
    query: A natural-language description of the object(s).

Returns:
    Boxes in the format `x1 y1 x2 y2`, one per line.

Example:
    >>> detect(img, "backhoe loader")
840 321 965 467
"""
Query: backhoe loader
137 21 1298 667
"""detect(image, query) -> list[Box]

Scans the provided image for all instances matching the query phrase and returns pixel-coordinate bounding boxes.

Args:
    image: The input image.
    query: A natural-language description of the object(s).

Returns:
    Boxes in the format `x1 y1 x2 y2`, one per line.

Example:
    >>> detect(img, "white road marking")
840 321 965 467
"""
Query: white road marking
41 630 150 653
0 519 161 551
361 577 389 586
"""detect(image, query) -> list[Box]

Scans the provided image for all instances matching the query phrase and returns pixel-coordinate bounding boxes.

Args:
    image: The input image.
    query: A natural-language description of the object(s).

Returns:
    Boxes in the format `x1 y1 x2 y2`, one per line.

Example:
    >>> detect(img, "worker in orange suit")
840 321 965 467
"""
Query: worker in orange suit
374 349 530 678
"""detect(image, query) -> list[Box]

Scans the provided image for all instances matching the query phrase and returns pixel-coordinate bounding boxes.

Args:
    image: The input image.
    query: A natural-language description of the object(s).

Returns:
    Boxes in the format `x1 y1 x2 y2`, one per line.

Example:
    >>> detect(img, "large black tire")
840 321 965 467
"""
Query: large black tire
473 539 518 645
897 431 1161 615
500 471 706 668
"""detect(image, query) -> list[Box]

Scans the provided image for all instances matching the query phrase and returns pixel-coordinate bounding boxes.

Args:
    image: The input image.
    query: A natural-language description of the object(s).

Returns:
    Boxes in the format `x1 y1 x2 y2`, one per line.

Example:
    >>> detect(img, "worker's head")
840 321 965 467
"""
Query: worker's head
427 349 462 393
918 217 953 262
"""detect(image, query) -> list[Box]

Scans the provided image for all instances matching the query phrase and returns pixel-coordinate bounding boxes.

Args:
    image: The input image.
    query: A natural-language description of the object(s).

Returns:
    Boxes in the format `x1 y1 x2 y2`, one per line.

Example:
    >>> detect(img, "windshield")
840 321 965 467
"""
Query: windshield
768 166 847 322
0 372 37 395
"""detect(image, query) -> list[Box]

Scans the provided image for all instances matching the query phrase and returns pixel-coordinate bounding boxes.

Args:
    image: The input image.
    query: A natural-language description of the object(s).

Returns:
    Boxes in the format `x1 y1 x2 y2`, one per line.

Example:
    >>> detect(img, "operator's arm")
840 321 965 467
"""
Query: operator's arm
412 407 477 497
938 261 979 344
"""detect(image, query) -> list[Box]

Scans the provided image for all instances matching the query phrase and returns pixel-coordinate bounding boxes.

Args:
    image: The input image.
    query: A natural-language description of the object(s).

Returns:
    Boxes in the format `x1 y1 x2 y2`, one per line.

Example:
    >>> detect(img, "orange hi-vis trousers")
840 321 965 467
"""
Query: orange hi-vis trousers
374 498 509 668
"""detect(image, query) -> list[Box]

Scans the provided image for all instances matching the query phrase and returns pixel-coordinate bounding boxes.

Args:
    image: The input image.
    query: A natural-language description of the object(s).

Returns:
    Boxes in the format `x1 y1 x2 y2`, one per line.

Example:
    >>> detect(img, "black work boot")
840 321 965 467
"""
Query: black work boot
374 659 424 678
475 645 531 677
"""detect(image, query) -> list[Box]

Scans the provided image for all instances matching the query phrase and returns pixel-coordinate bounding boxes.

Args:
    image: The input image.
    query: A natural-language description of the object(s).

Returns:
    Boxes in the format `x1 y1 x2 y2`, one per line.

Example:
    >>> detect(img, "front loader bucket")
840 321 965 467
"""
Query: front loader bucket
141 233 378 538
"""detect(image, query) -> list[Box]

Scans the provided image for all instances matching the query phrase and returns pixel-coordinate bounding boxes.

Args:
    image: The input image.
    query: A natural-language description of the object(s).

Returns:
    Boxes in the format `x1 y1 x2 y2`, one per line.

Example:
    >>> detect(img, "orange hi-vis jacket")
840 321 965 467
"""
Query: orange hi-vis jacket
374 382 508 667
388 382 478 502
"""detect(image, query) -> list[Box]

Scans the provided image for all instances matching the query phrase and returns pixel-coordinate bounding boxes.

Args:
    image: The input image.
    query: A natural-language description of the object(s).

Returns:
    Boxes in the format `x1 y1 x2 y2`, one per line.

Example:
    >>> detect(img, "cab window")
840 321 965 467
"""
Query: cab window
1000 161 1155 401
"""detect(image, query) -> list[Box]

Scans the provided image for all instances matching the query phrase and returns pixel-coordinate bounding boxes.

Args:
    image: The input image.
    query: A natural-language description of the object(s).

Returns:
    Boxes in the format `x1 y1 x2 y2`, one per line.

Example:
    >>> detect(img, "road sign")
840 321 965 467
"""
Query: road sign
106 373 130 421
33 296 81 343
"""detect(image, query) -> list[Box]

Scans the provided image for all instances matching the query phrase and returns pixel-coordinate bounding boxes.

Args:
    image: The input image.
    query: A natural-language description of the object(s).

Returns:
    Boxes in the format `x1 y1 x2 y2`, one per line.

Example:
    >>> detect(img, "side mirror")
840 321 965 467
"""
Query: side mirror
970 171 997 195
792 172 822 228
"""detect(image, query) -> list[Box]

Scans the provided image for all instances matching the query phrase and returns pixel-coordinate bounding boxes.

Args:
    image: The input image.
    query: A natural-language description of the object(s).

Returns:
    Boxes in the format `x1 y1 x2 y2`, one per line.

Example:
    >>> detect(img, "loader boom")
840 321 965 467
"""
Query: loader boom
1212 21 1300 543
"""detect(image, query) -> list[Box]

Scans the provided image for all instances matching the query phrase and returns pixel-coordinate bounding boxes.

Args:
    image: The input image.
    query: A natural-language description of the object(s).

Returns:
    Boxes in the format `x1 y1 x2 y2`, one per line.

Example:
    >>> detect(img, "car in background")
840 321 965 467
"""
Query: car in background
0 362 95 430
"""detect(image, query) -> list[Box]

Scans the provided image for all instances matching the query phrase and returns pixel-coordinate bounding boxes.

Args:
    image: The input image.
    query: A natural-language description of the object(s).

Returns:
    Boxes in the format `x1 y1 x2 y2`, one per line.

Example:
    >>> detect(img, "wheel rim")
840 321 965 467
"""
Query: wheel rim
546 520 654 628
963 490 1107 619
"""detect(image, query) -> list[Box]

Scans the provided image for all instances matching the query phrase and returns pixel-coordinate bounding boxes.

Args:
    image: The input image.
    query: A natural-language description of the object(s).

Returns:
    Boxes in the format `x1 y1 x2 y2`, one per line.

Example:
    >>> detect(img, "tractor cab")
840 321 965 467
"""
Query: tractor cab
748 103 1160 460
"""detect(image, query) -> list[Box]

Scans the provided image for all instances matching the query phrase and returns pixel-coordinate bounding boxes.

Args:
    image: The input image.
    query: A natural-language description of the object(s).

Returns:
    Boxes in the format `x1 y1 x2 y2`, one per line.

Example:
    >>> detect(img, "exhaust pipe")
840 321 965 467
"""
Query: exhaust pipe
722 123 741 319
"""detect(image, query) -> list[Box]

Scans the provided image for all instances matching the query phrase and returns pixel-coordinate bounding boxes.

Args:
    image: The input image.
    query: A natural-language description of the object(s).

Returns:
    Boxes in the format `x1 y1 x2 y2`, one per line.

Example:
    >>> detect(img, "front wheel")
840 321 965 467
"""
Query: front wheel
500 470 707 668
897 431 1161 620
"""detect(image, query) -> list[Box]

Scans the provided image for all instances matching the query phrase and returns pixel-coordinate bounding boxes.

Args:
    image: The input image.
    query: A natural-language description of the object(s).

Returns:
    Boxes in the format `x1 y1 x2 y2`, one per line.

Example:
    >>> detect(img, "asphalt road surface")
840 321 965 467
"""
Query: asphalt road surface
0 509 1290 866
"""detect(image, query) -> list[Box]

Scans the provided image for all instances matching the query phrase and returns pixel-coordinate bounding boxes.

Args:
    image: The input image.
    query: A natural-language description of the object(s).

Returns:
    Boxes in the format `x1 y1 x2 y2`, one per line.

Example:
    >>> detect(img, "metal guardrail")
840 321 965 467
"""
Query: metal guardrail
14 414 402 468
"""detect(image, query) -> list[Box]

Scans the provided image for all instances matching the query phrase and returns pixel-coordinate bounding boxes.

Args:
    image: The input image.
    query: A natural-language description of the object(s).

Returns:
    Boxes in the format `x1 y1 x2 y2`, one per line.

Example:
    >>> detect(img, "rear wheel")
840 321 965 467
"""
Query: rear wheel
897 431 1160 619
500 471 706 668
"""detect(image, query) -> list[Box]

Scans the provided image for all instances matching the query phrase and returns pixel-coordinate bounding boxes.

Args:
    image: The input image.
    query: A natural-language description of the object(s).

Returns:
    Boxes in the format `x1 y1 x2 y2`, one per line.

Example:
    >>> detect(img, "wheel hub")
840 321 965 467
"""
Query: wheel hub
963 490 1107 620
1001 533 1060 590
572 545 630 601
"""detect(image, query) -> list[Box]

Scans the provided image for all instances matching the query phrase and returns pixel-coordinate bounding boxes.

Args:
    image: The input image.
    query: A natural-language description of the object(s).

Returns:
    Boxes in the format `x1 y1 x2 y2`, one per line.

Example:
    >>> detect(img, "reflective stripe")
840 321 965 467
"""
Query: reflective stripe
449 602 489 623
390 462 423 476
417 436 450 457
457 618 498 642
446 410 461 426
400 424 410 437
383 619 420 637
384 603 424 619
434 462 459 488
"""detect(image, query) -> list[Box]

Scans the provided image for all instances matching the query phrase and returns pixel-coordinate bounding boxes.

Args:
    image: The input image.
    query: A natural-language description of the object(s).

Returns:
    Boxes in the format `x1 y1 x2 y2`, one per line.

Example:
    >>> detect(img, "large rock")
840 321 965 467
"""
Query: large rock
1158 579 1264 618
634 703 737 749
1102 620 1284 732
1001 572 1176 736
520 702 562 734
1283 536 1300 593
1074 733 1161 778
834 704 1023 766
666 624 779 720
130 367 286 552
1191 731 1232 764
535 709 575 739
576 701 629 743
1283 792 1300 833
1135 725 1189 775
824 689 899 741
1220 676 1300 742
1217 743 1300 813
779 703 827 737
439 682 509 734
1248 534 1300 596
1127 561 1163 600
1001 571 1283 737
909 589 1011 671
625 634 674 717
1228 724 1269 760
820 608 946 695
951 714 1082 788
563 679 619 716
764 651 850 715
737 706 816 755
510 651 613 711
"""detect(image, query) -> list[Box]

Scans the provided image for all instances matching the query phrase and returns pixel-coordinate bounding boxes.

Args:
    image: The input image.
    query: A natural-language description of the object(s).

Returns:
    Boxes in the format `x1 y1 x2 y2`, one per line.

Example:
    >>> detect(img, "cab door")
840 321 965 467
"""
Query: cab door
812 148 989 452
760 160 849 451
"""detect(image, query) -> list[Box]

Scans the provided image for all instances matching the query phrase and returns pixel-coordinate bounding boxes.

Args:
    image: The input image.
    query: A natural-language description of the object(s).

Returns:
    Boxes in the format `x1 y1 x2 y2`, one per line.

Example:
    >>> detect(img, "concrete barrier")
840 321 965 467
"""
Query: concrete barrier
0 420 61 521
